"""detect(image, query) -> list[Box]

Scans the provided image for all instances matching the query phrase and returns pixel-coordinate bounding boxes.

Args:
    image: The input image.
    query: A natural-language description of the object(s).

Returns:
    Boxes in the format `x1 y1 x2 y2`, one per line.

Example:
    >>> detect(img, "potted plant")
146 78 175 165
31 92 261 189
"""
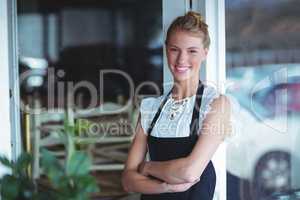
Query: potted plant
0 119 99 200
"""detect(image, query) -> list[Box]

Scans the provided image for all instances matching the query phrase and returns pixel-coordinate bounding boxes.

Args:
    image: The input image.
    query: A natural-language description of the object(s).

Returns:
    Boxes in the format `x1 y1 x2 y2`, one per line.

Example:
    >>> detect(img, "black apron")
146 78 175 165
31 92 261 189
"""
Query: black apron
141 82 216 200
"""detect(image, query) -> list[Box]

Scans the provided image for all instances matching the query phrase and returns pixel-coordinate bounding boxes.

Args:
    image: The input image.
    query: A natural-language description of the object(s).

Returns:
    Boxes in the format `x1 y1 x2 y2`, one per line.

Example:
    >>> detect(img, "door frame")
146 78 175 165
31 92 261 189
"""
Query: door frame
0 0 21 173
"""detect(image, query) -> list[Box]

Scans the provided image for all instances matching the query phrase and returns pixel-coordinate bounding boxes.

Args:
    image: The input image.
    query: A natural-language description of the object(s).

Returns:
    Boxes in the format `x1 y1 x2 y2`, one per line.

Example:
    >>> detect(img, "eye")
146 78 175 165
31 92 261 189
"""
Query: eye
169 47 178 52
189 50 198 54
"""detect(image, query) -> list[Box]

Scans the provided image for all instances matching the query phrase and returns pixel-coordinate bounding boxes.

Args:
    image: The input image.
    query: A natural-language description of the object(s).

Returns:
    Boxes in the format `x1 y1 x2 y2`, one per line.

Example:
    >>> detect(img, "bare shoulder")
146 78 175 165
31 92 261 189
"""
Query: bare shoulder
208 94 231 115
203 95 232 138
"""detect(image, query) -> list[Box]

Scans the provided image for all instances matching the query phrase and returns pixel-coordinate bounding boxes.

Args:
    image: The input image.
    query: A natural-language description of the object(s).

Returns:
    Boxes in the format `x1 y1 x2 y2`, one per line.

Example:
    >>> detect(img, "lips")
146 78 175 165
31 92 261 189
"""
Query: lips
174 65 190 73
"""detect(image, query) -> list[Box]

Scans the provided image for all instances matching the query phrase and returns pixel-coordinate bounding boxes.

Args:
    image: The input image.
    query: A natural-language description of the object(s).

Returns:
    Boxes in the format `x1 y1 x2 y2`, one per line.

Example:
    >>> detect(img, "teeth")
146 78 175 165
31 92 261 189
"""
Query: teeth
175 66 189 72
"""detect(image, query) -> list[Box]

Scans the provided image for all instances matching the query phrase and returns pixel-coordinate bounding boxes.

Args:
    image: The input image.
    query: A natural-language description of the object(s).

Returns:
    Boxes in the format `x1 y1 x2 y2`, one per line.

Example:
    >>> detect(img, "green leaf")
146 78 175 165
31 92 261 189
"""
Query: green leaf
0 175 19 199
40 149 64 186
57 131 75 170
0 156 13 169
40 149 61 170
76 176 99 193
36 189 58 200
66 151 91 176
15 153 32 174
64 114 76 136
56 130 75 163
66 125 76 136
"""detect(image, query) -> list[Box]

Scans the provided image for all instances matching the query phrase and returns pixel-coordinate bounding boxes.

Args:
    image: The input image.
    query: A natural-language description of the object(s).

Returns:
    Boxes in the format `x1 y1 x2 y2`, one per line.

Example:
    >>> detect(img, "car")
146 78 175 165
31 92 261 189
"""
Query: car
226 65 300 200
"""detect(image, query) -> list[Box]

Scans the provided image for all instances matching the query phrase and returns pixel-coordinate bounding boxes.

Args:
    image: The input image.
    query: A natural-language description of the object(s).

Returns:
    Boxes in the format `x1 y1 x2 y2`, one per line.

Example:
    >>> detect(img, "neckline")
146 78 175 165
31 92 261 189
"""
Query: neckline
169 94 196 103
147 83 205 138
168 82 205 102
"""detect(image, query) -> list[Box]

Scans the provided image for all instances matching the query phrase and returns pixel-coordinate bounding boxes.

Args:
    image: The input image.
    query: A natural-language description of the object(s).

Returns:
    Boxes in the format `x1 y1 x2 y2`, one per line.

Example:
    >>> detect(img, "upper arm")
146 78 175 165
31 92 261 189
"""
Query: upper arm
200 94 232 139
187 95 231 173
124 114 148 171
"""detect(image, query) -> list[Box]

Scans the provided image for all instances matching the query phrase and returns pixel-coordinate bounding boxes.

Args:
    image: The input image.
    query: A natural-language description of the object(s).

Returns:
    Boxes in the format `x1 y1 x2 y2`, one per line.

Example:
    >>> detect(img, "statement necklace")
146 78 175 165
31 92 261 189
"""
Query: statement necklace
169 97 189 120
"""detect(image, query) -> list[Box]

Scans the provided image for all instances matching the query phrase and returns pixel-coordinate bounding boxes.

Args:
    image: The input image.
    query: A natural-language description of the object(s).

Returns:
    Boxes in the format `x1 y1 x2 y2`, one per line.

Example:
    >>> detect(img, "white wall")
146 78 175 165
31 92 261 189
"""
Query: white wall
0 0 13 176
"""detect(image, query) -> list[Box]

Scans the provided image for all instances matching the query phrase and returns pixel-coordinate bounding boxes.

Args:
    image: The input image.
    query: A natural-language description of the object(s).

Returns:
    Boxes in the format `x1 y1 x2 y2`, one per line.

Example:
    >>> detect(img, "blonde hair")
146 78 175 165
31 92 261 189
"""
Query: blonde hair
166 11 210 49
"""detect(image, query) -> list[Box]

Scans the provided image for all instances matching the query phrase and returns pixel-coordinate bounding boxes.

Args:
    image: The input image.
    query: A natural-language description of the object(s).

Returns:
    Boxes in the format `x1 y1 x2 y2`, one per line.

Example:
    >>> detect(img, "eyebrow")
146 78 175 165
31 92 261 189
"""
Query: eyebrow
168 45 200 49
187 47 200 50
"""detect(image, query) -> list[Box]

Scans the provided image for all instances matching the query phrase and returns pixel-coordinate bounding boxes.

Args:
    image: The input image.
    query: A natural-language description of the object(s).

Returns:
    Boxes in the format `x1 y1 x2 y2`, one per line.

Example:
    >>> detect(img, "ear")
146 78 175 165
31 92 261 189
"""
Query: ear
203 48 209 59
204 48 208 56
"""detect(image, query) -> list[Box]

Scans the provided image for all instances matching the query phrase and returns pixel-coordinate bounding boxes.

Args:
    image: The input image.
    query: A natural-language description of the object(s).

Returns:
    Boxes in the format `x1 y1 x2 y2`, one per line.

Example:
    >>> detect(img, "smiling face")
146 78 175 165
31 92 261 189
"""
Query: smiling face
166 30 208 83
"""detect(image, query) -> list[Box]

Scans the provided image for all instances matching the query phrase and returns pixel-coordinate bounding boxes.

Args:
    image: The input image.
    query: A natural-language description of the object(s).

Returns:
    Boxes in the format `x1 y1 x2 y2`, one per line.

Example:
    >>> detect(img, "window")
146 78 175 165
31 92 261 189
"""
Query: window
226 0 300 199
17 0 163 197
18 0 163 110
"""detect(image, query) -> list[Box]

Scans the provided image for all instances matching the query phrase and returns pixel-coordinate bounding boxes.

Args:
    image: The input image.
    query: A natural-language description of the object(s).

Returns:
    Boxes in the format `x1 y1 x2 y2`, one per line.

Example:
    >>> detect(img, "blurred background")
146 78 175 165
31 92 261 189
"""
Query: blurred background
225 0 300 200
17 0 163 199
15 0 300 199
18 0 163 108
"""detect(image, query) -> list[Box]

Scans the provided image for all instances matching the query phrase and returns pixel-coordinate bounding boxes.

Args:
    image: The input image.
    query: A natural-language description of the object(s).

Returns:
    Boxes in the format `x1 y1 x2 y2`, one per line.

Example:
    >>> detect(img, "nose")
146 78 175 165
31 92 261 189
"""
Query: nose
177 51 188 64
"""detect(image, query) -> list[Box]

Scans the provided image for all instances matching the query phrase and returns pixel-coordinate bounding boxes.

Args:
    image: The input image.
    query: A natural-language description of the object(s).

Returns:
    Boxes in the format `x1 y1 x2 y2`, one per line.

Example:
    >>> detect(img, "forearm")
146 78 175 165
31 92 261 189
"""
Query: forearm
122 170 167 194
144 158 197 184
143 139 222 184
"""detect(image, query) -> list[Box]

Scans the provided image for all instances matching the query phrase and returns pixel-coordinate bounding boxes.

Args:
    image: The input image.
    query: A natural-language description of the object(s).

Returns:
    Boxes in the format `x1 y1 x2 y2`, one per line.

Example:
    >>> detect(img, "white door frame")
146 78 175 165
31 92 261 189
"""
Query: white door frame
192 1 227 200
0 0 21 176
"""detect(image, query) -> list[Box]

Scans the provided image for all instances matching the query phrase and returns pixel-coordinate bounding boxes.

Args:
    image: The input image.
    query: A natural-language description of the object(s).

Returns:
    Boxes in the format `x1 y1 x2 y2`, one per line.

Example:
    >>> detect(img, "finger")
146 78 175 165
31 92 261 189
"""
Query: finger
194 178 200 182
177 183 193 192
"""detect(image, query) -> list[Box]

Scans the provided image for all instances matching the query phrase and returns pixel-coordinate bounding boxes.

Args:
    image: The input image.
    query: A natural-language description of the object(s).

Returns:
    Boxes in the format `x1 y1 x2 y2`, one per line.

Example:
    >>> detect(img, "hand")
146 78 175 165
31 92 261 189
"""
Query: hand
163 178 200 193
138 161 149 176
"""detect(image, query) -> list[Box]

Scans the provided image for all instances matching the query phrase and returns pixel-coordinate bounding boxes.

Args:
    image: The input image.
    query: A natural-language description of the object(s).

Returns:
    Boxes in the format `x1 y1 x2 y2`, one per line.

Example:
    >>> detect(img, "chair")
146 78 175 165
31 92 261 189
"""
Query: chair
31 100 137 179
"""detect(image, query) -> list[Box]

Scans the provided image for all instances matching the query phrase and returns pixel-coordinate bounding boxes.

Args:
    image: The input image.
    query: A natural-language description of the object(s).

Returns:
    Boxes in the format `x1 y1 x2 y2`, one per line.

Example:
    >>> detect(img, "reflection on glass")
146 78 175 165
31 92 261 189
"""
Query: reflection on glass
225 0 300 199
18 0 163 109
17 0 162 198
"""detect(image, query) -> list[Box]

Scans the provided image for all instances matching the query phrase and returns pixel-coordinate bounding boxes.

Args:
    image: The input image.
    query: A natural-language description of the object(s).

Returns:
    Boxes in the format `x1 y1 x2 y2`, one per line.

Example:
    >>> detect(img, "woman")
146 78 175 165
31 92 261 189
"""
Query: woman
122 11 231 200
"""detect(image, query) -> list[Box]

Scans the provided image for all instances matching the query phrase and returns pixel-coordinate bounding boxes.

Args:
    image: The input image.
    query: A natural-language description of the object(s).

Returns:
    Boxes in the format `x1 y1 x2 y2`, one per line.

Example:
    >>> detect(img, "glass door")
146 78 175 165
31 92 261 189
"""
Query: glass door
225 1 300 199
16 0 188 198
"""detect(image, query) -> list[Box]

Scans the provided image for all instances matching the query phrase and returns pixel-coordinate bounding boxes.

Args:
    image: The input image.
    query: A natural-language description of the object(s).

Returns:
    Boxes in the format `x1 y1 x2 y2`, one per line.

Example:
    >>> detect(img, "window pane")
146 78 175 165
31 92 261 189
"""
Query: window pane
18 0 163 108
226 1 300 199
17 0 162 198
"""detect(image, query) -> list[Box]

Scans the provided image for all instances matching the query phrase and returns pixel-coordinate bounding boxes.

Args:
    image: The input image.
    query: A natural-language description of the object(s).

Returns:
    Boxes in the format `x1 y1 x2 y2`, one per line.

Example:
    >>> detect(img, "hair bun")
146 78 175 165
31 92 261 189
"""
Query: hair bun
186 11 204 23
166 11 210 48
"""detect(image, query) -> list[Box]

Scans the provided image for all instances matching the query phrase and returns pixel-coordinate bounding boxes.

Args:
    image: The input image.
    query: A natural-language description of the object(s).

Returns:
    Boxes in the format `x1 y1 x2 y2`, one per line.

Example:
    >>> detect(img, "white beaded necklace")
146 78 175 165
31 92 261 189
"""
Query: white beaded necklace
168 97 189 120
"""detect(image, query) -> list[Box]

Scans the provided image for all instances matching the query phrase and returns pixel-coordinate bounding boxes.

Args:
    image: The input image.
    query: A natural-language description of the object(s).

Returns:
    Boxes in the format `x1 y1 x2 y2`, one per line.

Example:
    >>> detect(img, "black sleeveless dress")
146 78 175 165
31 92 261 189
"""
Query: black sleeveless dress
141 82 216 200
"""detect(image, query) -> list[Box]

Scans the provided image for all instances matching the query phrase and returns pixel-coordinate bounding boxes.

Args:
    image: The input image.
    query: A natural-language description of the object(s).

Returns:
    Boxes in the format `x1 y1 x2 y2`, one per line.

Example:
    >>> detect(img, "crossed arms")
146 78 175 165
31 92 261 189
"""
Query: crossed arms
121 95 231 194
